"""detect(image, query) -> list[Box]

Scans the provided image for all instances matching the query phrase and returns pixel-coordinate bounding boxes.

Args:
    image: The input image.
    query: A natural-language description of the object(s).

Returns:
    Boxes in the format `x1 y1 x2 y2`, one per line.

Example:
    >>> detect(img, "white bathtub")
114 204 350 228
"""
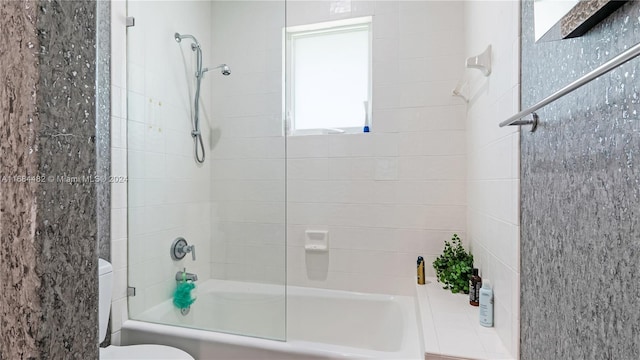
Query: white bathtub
122 280 423 359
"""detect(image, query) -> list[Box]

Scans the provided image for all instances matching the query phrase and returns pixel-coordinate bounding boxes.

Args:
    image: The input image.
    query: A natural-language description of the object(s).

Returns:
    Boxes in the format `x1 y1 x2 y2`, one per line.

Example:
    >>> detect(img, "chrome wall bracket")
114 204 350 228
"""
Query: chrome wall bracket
127 286 136 297
126 17 135 27
508 112 539 132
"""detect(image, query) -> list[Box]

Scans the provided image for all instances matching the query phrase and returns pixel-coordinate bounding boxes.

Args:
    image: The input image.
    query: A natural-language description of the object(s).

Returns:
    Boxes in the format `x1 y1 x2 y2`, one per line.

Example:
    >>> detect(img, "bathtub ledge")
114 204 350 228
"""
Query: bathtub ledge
417 278 514 360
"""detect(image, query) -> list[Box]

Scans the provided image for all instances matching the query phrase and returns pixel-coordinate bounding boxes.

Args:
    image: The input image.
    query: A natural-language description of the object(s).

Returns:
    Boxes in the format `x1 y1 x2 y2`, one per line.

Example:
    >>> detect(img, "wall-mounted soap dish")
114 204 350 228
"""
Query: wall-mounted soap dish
304 230 329 252
452 80 470 102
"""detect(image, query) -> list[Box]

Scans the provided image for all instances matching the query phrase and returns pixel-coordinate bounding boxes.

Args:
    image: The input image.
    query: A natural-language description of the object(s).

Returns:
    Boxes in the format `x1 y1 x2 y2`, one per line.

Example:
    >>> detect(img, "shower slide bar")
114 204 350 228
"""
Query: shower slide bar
499 41 640 132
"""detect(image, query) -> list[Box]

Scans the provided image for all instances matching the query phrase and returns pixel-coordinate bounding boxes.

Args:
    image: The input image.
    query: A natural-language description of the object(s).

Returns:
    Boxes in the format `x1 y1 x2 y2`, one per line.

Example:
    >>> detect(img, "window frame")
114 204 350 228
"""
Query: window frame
285 17 373 136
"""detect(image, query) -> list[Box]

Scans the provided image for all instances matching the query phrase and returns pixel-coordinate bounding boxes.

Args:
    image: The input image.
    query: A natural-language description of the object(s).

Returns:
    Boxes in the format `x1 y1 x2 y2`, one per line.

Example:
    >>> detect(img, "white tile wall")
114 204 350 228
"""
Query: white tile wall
207 0 468 294
279 0 467 296
464 1 521 357
209 1 287 286
109 0 215 341
125 0 214 317
110 2 519 355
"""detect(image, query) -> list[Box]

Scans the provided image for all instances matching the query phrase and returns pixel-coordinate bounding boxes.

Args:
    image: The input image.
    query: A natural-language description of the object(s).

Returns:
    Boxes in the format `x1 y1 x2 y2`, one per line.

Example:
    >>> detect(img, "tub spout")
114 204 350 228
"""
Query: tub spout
176 270 198 282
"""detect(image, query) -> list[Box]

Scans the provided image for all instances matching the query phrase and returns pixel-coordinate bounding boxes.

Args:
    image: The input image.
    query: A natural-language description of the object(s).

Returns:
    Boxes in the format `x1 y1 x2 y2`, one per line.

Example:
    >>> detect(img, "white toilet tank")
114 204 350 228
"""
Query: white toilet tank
98 259 114 342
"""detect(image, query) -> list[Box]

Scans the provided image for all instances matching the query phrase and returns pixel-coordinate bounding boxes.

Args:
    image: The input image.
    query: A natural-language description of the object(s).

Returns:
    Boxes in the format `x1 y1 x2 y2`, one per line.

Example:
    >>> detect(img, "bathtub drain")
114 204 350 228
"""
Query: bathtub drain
180 307 190 316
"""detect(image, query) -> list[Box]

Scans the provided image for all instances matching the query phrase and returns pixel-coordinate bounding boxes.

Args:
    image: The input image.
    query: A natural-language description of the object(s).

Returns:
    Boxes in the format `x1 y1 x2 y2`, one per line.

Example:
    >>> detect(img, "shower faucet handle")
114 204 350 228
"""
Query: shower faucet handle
184 244 196 261
170 237 196 261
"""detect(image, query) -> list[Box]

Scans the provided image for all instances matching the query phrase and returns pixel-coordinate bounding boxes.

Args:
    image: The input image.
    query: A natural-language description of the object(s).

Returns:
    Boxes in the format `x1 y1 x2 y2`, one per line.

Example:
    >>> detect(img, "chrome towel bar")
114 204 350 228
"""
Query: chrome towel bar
500 41 640 132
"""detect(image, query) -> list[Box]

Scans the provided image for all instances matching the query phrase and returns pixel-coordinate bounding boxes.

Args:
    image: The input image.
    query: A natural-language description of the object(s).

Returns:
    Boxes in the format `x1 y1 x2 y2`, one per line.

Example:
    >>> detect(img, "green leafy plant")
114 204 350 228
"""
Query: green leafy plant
432 234 473 294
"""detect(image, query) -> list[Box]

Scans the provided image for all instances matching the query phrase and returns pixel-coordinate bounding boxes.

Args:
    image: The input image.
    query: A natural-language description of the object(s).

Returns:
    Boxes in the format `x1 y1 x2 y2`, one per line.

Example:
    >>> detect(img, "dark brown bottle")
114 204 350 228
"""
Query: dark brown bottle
469 268 481 306
417 256 425 285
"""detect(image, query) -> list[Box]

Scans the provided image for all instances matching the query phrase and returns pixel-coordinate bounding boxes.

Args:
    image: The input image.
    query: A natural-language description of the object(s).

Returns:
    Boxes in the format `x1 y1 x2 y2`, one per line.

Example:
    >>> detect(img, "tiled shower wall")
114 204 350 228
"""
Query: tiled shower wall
109 0 216 342
125 0 214 318
464 1 520 357
520 1 640 359
209 0 287 286
208 0 467 295
284 1 467 295
0 0 98 357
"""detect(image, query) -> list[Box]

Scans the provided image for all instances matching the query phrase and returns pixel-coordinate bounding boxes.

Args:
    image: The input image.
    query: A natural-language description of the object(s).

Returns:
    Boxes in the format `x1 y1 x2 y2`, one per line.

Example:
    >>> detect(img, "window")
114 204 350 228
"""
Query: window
286 17 372 135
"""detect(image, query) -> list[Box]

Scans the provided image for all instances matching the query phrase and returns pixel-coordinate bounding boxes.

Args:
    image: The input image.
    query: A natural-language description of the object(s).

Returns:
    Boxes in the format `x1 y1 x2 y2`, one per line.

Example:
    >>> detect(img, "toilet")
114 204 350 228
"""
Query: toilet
99 259 194 359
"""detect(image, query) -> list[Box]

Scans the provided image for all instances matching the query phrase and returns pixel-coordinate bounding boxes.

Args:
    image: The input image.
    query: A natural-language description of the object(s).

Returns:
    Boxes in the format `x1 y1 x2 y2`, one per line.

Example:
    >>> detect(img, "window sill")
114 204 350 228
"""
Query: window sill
288 127 370 136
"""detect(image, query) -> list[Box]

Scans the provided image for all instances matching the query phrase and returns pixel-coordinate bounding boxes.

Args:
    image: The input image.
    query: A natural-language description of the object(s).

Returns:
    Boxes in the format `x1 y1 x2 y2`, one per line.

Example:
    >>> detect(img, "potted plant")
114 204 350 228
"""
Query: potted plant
432 234 473 294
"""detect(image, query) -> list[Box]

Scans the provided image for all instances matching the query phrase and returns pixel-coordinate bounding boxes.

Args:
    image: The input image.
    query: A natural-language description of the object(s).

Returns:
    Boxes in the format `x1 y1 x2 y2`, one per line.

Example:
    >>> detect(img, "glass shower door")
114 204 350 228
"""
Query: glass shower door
126 0 286 341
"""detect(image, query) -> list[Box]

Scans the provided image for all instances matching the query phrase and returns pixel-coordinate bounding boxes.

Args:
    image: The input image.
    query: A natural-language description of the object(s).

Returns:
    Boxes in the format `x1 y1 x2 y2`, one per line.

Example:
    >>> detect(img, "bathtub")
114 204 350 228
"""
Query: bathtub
122 280 423 359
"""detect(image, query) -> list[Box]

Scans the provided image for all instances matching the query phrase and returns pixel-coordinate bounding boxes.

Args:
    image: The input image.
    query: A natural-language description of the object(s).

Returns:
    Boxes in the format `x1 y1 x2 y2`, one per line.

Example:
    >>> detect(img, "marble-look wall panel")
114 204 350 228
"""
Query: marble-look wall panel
96 0 112 347
97 0 111 264
35 1 99 357
520 1 640 359
0 0 99 358
0 1 41 357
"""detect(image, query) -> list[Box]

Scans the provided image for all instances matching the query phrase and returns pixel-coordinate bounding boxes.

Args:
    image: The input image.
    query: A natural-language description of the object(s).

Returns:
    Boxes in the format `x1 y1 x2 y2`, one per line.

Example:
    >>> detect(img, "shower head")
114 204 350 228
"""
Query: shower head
220 64 231 76
174 32 200 50
201 64 231 77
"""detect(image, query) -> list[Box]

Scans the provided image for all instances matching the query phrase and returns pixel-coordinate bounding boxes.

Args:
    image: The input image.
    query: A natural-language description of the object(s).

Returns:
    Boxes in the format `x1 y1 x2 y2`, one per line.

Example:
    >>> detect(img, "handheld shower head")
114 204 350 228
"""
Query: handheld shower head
174 33 200 50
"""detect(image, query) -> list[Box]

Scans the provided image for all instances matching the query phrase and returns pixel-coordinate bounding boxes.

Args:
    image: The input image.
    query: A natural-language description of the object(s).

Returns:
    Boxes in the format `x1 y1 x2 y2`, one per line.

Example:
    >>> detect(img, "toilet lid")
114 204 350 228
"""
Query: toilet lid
100 344 194 360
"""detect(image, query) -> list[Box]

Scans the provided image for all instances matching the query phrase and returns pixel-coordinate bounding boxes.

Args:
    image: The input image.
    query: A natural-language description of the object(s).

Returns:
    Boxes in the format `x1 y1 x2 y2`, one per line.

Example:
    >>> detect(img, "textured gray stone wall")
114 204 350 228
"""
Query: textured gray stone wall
96 0 112 347
0 0 99 358
520 1 640 359
0 1 41 356
97 0 111 263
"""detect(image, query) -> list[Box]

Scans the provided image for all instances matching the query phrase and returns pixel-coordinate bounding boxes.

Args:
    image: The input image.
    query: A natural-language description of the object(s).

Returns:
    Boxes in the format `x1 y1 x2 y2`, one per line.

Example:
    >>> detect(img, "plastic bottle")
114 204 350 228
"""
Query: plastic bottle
479 279 493 327
363 101 370 132
469 268 481 306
